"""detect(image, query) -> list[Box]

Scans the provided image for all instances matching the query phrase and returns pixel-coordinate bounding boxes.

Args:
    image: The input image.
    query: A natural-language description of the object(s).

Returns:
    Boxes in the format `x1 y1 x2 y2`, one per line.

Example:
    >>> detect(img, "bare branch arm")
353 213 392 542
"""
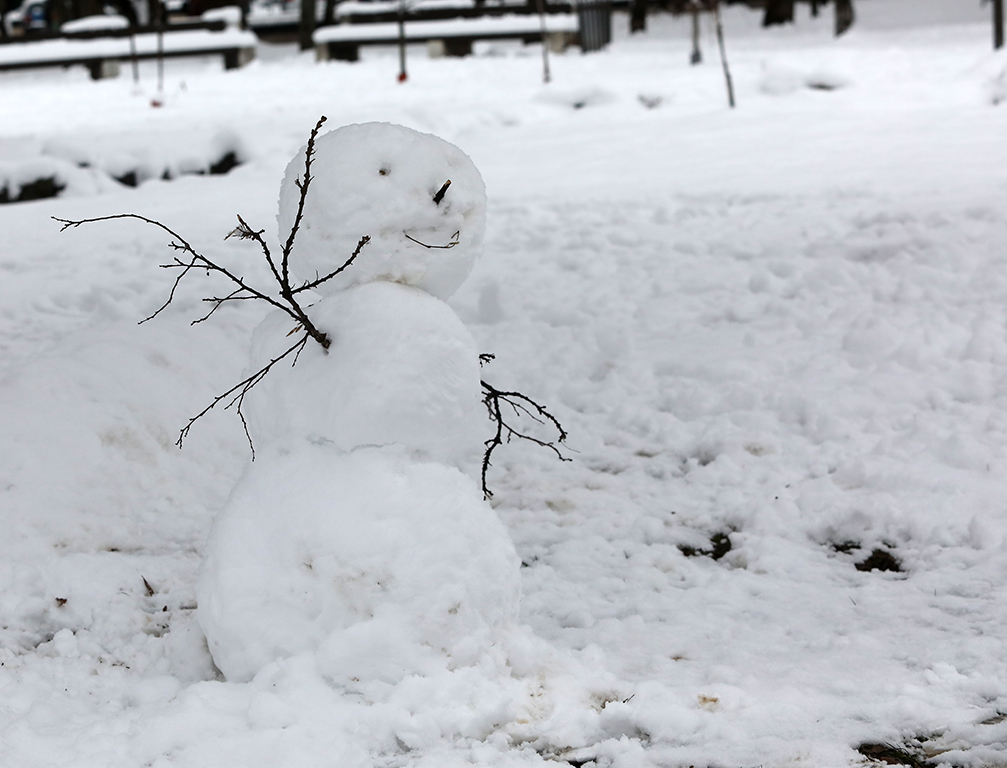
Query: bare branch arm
227 214 285 290
54 213 200 257
177 333 310 456
192 287 258 325
280 115 327 283
55 213 292 323
292 235 370 294
480 377 569 500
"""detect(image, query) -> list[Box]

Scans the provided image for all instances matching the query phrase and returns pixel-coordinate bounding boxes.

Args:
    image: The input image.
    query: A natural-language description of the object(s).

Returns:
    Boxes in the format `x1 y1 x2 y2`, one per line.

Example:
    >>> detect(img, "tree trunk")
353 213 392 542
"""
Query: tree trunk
298 0 316 51
629 0 646 33
995 0 1005 50
108 0 138 25
809 0 818 17
835 0 854 36
713 1 734 108
73 0 102 19
323 0 336 25
689 4 701 64
762 0 793 27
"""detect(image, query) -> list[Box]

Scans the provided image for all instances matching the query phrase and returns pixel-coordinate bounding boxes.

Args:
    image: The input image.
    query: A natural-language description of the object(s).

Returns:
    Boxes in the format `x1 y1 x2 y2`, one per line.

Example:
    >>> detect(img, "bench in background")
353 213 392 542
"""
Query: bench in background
0 21 256 79
313 13 578 61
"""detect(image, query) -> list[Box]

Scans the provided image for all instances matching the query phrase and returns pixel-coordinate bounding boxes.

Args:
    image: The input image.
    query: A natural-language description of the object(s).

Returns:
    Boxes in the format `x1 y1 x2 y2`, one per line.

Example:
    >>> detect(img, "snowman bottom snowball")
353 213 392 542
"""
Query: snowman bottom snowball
197 445 522 684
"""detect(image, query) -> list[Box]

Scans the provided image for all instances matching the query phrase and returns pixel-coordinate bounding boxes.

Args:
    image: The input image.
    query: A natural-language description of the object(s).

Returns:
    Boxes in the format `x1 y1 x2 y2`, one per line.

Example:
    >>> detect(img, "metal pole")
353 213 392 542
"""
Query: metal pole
690 3 701 65
397 0 407 81
155 1 164 104
713 1 734 109
995 0 1004 50
834 0 853 36
298 0 316 50
536 0 550 84
129 29 139 84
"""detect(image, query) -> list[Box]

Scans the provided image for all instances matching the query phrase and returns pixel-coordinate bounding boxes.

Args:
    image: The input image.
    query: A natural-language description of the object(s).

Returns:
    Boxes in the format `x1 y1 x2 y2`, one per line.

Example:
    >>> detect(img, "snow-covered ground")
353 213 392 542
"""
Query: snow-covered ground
2 0 1007 765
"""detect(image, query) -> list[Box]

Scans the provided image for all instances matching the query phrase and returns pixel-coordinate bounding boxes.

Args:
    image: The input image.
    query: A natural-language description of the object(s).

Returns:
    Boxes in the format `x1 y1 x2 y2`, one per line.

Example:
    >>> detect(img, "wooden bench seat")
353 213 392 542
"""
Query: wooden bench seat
0 26 257 79
313 14 577 61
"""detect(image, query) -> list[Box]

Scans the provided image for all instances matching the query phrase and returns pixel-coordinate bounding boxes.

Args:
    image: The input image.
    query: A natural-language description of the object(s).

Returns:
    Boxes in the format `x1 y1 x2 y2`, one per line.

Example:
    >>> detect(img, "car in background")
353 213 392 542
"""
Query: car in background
3 0 143 34
3 0 49 35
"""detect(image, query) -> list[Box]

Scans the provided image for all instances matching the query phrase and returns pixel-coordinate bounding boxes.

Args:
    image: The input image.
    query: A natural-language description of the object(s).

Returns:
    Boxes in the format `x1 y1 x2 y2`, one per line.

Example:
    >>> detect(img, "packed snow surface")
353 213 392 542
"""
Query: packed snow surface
2 0 1007 766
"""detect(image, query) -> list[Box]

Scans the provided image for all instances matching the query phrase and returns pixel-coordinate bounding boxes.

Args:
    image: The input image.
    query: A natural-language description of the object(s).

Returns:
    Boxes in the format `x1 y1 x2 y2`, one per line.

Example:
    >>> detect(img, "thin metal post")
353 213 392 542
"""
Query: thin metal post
129 27 139 83
995 0 1005 50
690 3 701 65
298 0 316 50
155 2 164 100
536 0 550 84
397 0 407 81
713 1 734 109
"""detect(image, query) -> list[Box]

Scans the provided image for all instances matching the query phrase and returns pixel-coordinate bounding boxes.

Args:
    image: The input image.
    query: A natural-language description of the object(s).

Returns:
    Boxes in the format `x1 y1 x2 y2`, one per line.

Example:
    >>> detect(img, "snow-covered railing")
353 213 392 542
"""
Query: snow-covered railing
247 0 572 41
334 0 569 20
0 26 256 79
313 13 577 60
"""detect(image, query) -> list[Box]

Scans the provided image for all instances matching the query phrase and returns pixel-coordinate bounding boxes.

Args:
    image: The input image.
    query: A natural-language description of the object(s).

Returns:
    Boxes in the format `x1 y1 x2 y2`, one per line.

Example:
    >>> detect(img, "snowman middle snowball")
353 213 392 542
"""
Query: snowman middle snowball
196 123 521 684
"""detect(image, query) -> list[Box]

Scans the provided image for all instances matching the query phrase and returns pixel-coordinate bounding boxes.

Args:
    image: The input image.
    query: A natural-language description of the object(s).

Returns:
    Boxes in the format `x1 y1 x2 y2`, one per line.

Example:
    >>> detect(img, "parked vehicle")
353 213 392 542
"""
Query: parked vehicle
3 0 48 35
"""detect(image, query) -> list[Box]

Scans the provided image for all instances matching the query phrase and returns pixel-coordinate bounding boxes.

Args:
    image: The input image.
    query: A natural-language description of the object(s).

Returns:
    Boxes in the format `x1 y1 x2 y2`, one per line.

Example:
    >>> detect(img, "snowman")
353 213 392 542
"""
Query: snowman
195 122 523 685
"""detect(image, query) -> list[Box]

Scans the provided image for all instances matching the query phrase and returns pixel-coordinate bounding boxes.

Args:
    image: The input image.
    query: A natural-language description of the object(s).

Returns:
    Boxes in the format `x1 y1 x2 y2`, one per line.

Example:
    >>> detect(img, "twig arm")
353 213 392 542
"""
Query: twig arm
480 376 569 500
177 333 310 457
292 235 370 294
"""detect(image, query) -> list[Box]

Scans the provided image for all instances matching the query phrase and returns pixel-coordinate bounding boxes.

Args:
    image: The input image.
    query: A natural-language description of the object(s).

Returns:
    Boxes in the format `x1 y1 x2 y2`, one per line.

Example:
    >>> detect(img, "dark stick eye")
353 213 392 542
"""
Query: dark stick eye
378 167 390 176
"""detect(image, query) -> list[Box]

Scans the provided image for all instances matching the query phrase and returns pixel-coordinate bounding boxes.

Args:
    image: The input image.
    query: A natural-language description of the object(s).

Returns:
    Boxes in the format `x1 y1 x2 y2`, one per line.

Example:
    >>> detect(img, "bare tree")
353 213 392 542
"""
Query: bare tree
714 2 734 108
762 0 793 27
299 0 316 51
995 0 1005 49
690 2 702 65
834 0 854 36
629 0 646 33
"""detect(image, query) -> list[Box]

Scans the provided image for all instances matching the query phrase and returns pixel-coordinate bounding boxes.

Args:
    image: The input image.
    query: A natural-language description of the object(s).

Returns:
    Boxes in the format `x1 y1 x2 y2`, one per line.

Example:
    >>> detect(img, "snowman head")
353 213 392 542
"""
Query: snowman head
277 122 487 301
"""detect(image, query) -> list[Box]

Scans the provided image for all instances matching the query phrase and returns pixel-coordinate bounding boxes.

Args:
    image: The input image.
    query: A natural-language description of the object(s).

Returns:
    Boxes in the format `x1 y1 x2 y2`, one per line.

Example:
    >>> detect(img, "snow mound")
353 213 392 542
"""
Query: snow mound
759 60 851 95
277 122 487 301
0 155 109 201
201 5 243 27
979 49 1007 105
534 86 618 110
41 128 247 187
61 13 130 32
